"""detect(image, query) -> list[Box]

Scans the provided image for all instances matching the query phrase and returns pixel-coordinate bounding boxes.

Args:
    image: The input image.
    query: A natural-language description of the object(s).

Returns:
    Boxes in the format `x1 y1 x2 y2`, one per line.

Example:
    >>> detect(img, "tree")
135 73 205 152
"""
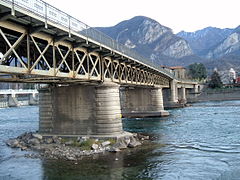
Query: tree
187 63 207 81
208 71 223 88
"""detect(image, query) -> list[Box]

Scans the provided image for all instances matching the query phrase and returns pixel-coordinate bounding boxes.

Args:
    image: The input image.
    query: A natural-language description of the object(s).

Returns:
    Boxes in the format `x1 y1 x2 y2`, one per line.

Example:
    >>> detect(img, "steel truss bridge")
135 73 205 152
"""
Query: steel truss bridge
0 0 191 87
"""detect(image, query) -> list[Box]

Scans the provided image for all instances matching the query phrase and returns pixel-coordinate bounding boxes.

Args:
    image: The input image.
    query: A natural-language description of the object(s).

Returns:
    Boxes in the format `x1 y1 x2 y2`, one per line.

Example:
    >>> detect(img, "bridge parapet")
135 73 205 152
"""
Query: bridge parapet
0 0 174 85
0 89 38 95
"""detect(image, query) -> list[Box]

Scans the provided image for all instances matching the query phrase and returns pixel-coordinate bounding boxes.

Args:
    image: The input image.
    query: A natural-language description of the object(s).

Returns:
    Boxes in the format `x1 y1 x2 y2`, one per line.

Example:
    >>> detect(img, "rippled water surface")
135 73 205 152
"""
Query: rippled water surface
1 101 240 179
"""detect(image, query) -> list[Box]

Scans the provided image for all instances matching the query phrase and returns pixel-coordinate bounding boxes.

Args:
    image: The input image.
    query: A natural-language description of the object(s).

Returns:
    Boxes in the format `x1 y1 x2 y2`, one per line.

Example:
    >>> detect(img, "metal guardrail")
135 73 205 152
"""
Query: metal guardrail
0 89 38 94
1 0 176 78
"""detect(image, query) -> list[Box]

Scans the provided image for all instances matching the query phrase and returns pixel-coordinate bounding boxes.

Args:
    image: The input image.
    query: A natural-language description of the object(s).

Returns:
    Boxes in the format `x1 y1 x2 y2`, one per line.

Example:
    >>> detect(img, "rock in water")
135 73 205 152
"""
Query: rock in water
65 140 74 146
44 138 53 144
101 141 111 147
108 147 121 153
6 139 20 148
28 138 40 146
32 134 43 140
128 136 141 148
91 144 99 150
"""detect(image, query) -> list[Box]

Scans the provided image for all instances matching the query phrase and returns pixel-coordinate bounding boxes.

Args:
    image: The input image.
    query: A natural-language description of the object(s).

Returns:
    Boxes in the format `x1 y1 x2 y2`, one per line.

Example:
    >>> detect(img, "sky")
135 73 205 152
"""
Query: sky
44 0 240 33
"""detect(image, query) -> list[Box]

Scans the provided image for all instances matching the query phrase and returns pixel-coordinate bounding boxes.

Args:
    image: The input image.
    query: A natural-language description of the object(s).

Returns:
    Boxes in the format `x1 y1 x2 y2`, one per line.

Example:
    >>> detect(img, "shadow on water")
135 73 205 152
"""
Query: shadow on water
41 144 163 180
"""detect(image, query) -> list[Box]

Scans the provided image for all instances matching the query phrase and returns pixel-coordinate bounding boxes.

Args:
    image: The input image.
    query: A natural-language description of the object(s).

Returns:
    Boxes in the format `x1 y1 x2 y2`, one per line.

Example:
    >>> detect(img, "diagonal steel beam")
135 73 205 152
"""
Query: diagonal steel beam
75 51 87 74
30 36 51 71
0 28 27 69
56 46 71 73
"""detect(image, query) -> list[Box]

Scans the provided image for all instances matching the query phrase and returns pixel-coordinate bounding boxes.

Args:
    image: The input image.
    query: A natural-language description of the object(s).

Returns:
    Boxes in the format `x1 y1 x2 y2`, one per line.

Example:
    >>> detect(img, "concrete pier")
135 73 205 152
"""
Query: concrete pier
95 82 123 135
120 86 169 118
39 83 123 136
170 80 178 103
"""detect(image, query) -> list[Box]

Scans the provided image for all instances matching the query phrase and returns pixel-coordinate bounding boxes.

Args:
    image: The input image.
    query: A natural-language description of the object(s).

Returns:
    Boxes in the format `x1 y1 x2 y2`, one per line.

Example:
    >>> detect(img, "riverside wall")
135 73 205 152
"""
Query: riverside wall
188 88 240 102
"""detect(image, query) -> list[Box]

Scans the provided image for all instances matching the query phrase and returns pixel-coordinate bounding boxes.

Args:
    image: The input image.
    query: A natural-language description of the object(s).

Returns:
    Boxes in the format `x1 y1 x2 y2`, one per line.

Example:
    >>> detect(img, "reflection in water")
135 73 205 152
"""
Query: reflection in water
1 101 240 179
41 143 161 180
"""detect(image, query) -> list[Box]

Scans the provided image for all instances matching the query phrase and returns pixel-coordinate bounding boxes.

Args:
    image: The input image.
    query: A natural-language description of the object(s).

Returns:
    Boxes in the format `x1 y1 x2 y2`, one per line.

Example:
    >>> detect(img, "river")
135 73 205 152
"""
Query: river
1 100 240 180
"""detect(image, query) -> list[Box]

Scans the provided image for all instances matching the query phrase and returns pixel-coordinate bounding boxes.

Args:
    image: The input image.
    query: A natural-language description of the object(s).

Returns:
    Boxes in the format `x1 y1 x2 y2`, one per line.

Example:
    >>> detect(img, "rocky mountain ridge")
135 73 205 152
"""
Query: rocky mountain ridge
97 16 194 66
178 26 240 71
97 16 240 70
177 27 234 57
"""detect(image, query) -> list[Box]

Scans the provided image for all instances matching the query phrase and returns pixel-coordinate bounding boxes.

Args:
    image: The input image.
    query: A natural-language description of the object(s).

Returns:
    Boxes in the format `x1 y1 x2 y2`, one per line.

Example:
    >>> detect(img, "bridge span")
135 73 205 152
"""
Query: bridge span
0 89 38 107
0 0 199 137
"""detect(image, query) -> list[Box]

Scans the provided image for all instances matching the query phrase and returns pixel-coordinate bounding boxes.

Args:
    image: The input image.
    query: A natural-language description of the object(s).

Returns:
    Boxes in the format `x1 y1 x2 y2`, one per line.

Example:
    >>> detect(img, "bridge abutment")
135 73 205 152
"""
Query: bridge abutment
39 83 123 136
120 86 169 118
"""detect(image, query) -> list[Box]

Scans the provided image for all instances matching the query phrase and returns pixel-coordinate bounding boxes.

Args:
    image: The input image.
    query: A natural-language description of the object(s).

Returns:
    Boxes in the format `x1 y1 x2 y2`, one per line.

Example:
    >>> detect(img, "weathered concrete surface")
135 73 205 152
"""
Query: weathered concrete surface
8 94 19 107
39 83 123 136
95 83 123 135
120 86 169 118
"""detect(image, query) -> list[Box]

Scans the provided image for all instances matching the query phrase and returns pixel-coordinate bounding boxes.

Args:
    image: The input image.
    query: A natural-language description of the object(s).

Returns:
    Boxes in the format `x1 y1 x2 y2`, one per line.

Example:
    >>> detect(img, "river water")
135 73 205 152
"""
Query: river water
1 101 240 180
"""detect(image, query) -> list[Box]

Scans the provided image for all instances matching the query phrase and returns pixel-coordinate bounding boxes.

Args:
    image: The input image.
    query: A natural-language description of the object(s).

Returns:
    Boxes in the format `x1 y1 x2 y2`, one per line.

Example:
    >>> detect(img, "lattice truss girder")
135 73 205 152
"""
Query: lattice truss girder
0 24 169 86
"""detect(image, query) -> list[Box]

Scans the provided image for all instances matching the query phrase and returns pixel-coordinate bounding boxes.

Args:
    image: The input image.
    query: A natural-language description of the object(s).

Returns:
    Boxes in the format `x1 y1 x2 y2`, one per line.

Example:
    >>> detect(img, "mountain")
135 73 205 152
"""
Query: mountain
96 16 195 66
206 27 240 59
177 27 233 57
96 16 240 71
177 26 240 71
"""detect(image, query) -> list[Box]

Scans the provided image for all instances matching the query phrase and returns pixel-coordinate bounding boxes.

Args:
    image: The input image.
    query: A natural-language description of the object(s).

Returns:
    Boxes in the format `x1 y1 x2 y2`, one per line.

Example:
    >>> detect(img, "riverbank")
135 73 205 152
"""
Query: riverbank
6 132 149 161
189 87 240 102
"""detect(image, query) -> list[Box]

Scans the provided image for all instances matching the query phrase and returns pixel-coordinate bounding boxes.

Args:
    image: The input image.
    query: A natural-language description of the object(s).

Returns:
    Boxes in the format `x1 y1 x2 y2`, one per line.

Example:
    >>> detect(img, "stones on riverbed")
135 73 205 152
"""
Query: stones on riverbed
28 138 40 146
137 134 150 140
101 141 111 147
91 143 99 150
32 133 42 140
65 140 74 146
6 132 148 161
66 156 77 161
111 136 141 150
44 138 53 144
128 139 141 148
52 136 62 144
107 146 121 153
6 139 20 148
77 136 89 143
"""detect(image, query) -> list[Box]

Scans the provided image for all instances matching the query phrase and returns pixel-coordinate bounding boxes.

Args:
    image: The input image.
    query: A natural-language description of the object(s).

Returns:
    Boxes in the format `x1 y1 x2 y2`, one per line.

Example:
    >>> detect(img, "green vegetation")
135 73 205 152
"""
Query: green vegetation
187 63 207 81
60 137 116 151
208 71 223 89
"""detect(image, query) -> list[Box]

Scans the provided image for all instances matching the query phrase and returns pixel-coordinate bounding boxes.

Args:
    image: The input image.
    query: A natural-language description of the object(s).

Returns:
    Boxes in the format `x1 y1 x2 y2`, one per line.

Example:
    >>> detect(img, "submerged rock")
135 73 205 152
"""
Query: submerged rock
108 146 121 153
128 140 141 148
6 139 20 148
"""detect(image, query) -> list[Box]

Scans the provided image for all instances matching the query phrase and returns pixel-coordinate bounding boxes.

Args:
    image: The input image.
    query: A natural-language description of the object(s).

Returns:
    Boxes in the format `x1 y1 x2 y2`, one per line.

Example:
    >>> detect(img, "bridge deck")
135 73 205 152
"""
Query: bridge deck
0 0 196 87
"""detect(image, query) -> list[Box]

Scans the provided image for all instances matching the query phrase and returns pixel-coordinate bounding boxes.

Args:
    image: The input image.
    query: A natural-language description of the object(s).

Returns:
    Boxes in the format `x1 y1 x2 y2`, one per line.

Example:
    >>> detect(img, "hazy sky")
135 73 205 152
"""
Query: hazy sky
44 0 239 33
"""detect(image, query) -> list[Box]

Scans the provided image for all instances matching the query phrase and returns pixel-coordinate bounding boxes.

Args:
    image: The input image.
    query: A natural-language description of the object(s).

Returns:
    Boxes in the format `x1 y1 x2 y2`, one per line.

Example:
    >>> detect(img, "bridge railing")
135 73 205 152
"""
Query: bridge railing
1 0 175 78
0 89 38 95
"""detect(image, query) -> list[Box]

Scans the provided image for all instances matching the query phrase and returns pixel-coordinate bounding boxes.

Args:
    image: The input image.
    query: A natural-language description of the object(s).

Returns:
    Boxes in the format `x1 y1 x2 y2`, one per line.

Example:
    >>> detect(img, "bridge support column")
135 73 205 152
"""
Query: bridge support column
120 86 169 118
170 80 178 103
151 87 169 116
39 87 54 133
179 87 187 104
95 82 123 135
29 93 38 105
39 83 123 136
8 94 19 107
194 85 199 93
